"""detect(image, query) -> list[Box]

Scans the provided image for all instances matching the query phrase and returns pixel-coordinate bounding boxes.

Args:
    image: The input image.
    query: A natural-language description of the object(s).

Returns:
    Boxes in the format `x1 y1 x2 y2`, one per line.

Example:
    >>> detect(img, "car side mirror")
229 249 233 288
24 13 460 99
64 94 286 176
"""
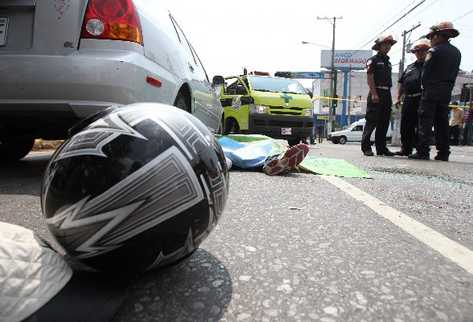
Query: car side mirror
212 76 225 87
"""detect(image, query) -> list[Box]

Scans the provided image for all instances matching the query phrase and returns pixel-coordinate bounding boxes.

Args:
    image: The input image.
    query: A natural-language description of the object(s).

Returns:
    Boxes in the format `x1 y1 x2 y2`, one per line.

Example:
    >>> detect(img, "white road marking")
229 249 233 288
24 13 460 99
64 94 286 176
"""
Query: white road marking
322 175 473 275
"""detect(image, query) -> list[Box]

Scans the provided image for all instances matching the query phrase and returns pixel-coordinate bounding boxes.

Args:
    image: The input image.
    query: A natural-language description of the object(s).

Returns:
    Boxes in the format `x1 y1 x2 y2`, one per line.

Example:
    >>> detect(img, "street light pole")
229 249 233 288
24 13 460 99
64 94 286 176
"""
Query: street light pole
348 65 352 125
318 16 342 133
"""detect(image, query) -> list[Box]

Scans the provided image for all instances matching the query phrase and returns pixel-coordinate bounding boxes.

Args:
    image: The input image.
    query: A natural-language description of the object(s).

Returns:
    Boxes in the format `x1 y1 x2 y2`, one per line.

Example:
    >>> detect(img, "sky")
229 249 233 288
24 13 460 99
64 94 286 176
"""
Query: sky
145 0 473 77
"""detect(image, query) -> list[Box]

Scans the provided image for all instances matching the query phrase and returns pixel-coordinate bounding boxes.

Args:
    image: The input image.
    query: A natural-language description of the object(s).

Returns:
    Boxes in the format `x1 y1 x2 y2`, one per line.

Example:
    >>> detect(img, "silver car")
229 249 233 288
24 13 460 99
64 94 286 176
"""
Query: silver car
0 0 223 161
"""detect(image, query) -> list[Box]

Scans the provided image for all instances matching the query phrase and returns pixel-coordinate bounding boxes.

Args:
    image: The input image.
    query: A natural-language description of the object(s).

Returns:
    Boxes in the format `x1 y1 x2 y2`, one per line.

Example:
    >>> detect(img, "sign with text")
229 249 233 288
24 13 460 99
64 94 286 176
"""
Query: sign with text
321 50 372 70
275 71 327 79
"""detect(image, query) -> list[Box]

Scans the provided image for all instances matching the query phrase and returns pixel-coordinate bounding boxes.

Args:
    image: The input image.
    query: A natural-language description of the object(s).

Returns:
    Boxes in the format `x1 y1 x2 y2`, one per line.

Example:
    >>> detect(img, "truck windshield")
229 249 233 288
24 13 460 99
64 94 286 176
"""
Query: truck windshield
249 76 307 95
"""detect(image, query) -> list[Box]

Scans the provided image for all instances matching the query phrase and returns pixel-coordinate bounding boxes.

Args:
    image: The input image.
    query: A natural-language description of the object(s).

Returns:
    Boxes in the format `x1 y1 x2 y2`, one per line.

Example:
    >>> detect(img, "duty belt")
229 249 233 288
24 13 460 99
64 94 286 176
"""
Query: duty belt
376 86 391 90
405 93 422 98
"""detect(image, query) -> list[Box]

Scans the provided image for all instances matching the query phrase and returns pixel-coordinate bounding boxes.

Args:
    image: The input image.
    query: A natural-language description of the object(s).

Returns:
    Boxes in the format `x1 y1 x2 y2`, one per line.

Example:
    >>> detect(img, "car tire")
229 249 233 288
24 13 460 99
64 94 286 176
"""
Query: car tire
331 138 340 144
174 95 191 113
0 138 35 163
339 136 347 145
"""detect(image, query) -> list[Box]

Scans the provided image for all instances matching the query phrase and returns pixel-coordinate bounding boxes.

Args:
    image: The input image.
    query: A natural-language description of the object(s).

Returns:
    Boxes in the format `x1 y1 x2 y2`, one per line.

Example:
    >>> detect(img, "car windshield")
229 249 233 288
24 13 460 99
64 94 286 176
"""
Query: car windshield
249 76 307 95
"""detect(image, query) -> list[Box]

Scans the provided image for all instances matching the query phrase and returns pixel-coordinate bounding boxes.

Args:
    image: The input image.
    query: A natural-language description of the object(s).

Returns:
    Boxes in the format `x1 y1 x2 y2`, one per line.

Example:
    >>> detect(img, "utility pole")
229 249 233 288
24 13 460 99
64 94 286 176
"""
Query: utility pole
318 16 342 134
399 23 421 78
392 23 421 147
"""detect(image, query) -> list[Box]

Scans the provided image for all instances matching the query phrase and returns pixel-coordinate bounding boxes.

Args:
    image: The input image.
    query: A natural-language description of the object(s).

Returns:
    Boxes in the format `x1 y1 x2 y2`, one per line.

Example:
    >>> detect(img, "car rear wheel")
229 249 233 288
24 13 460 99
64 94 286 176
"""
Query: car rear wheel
339 136 347 145
0 138 35 163
174 95 191 113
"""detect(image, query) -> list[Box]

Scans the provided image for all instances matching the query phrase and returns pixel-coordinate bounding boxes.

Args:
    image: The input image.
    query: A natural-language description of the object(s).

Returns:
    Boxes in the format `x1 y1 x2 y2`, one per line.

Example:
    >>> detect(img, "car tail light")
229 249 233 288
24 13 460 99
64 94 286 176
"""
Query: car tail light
146 76 162 88
80 0 143 45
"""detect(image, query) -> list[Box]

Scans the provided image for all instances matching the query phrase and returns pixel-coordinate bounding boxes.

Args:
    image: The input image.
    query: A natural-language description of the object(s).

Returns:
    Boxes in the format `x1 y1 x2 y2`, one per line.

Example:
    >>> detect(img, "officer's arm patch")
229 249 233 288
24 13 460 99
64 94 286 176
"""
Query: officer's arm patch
366 59 374 73
425 48 436 62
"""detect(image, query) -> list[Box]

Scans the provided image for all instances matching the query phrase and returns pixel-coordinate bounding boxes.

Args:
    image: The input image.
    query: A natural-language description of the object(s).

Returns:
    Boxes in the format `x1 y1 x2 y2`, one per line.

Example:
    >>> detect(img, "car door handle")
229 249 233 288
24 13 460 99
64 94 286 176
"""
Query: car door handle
188 63 194 73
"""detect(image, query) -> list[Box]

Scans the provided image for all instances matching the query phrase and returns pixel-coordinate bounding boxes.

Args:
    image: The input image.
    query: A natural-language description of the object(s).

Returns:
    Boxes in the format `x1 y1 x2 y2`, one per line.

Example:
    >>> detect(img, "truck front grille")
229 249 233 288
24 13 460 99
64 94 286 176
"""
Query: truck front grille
254 119 313 128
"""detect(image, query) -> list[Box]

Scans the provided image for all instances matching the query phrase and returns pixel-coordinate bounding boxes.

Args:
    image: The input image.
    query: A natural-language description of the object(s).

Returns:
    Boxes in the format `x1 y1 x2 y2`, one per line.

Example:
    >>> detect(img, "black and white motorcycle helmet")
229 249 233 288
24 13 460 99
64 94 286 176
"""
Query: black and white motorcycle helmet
41 103 229 274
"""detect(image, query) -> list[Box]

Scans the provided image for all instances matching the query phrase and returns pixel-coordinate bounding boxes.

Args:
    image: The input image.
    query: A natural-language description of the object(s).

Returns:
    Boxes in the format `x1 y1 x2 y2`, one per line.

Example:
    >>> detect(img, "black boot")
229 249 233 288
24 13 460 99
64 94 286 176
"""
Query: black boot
377 150 395 156
434 154 449 161
408 153 429 160
393 150 411 156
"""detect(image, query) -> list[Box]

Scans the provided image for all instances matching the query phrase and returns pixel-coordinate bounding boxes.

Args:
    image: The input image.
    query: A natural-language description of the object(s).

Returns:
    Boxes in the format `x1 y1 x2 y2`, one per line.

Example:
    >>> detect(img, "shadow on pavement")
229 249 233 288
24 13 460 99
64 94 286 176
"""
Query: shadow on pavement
113 248 233 322
0 153 51 196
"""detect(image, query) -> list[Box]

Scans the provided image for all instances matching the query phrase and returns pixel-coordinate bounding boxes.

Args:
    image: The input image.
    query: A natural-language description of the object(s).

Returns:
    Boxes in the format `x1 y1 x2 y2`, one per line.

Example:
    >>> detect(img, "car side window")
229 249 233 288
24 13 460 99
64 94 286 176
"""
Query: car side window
225 80 248 95
352 125 363 132
169 14 198 65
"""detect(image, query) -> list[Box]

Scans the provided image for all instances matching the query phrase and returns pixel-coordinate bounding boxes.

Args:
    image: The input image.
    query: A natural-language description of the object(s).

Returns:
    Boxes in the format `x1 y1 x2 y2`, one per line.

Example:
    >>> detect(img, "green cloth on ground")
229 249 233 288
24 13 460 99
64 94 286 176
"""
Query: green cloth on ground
300 156 371 179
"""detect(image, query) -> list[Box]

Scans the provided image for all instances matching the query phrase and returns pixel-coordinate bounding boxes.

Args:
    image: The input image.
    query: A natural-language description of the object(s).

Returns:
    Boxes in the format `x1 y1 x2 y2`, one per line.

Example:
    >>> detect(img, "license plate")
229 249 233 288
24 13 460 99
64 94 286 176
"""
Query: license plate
0 17 8 47
281 128 292 135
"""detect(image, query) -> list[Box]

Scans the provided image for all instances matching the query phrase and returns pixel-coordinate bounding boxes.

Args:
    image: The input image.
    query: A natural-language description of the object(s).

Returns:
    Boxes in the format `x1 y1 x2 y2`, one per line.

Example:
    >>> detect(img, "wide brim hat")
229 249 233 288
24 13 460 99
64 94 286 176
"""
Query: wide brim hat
426 21 459 39
372 35 397 50
410 38 431 53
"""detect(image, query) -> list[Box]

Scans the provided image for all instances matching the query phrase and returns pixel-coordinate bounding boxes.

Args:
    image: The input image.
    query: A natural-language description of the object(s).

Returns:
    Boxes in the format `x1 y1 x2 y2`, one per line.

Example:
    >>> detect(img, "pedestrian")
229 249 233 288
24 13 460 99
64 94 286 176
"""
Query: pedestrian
449 103 464 146
409 22 462 161
464 103 473 145
394 38 431 156
361 35 397 156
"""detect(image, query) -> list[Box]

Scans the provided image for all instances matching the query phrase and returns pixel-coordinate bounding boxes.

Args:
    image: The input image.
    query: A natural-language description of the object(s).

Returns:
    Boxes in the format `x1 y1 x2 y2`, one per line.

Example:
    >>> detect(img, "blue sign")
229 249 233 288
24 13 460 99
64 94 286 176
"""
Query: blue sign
275 71 326 79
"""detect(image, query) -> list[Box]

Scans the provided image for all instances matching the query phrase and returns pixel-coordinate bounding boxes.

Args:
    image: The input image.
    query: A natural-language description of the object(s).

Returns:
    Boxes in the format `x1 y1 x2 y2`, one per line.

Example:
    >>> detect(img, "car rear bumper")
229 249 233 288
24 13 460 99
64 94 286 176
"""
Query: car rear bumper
0 100 118 139
1 53 149 103
0 49 176 138
248 113 313 139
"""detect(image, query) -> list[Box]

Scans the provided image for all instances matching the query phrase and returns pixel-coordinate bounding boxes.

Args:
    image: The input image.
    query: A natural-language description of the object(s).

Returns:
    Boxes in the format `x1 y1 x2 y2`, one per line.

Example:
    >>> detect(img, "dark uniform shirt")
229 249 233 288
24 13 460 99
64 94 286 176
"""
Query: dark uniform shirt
422 42 461 90
399 61 423 95
367 53 392 88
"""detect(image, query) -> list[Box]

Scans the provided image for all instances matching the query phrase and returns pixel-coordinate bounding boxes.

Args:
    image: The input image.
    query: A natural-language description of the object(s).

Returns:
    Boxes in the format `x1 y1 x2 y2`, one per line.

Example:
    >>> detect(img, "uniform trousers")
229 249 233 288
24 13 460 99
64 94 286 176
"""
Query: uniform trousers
400 96 420 154
361 89 392 153
417 86 452 156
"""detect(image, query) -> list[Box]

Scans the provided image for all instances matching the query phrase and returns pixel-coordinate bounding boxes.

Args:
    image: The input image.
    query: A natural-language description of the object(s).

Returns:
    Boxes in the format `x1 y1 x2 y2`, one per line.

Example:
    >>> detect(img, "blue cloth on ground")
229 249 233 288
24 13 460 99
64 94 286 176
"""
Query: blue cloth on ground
218 136 274 169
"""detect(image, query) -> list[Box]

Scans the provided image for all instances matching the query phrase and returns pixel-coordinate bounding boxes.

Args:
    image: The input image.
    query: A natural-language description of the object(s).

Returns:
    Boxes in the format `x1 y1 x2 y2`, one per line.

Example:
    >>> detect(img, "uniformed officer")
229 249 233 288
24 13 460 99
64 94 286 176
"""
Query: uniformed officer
409 22 462 161
361 35 397 156
394 38 431 156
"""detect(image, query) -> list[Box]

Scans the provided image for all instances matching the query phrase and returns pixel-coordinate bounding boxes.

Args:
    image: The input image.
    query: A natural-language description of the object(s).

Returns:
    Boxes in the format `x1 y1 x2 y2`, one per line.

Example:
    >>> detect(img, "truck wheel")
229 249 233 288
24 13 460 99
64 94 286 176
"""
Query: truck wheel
339 136 347 145
0 138 35 163
224 118 240 134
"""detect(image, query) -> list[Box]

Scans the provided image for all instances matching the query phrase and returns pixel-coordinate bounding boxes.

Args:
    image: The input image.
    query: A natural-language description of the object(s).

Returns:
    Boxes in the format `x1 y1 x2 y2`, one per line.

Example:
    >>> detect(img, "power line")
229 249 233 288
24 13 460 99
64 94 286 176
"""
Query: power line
354 0 418 48
408 0 441 21
357 0 426 49
453 8 473 22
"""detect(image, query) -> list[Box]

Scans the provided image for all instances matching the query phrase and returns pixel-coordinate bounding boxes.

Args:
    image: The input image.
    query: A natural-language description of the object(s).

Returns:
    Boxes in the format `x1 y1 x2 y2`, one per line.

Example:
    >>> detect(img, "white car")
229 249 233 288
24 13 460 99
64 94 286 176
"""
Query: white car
328 119 392 144
0 0 223 162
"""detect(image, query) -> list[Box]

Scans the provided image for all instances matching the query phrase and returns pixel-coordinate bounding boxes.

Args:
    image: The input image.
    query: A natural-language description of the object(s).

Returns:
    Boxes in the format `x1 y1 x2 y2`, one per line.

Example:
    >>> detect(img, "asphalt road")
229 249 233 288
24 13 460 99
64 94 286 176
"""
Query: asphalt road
1 143 473 322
